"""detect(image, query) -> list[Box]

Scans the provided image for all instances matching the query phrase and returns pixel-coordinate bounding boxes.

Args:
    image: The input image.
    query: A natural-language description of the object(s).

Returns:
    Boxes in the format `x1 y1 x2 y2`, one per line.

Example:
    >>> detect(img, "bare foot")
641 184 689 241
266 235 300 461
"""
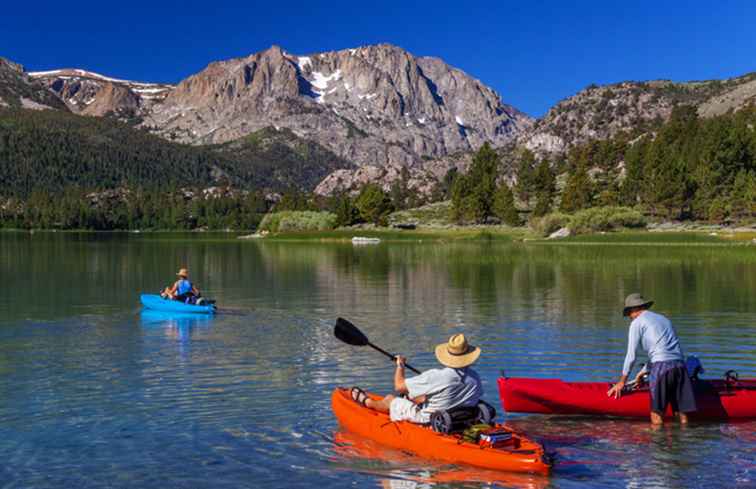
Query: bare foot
650 411 664 426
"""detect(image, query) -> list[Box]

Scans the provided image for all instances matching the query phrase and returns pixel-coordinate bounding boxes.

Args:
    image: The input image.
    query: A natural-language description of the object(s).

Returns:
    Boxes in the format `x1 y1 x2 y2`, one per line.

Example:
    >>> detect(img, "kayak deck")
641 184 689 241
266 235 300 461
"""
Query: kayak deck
331 388 550 474
498 377 756 419
140 294 216 314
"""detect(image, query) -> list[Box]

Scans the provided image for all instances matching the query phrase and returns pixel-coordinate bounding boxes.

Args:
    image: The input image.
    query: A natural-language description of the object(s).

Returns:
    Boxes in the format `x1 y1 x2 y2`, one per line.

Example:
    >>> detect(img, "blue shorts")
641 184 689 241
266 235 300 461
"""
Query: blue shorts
649 360 697 414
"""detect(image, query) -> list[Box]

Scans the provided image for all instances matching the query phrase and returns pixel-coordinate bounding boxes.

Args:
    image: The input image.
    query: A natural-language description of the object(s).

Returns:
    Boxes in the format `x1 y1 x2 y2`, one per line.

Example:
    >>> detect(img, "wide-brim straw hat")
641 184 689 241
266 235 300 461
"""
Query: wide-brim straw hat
176 268 190 278
623 293 654 316
435 334 481 368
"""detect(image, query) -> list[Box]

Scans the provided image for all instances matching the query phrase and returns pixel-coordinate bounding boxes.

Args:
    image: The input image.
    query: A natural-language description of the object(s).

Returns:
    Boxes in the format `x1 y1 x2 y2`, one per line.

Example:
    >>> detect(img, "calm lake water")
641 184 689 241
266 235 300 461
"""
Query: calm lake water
1 232 754 489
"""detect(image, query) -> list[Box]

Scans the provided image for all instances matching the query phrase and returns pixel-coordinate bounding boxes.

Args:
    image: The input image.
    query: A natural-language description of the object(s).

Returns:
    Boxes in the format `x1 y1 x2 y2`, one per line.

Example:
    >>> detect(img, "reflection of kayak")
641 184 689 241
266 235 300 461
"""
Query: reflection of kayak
331 388 550 474
333 430 549 489
140 294 216 314
498 377 756 419
139 309 214 325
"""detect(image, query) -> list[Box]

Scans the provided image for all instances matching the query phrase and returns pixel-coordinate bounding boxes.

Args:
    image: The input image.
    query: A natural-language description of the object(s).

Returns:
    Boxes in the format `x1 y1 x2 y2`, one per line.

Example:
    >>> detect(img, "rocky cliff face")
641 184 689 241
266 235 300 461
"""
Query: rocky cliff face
521 73 756 155
0 58 68 110
144 44 531 169
29 69 173 120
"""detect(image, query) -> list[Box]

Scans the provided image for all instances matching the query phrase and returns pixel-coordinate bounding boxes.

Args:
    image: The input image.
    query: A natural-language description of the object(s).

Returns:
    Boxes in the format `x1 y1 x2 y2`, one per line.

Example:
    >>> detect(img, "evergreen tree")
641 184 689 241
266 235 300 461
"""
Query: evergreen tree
450 173 473 223
389 169 411 210
619 138 647 206
729 170 756 221
355 184 394 225
514 149 536 204
530 158 556 217
333 194 359 227
532 159 556 197
560 165 594 212
641 136 688 219
450 143 500 223
493 183 522 226
532 191 552 217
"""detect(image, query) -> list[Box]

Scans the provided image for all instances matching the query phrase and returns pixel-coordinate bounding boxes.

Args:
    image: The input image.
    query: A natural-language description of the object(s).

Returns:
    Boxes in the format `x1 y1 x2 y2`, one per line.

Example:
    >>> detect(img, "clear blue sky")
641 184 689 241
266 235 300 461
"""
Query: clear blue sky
2 1 754 116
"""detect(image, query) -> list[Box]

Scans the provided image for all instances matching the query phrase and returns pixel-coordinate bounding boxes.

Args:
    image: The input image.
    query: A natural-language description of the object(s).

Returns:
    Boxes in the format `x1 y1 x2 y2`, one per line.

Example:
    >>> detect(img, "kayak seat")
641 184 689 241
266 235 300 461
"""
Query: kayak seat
430 401 497 434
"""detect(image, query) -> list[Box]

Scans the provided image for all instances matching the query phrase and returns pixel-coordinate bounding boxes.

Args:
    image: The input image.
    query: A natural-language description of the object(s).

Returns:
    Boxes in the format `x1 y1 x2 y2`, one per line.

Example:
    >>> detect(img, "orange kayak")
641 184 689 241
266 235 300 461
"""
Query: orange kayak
331 388 551 475
334 430 549 489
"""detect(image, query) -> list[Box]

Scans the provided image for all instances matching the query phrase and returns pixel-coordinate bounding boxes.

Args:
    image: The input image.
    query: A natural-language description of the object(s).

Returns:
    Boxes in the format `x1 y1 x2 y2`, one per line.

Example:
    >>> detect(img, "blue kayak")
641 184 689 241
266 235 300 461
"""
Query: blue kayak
140 294 216 314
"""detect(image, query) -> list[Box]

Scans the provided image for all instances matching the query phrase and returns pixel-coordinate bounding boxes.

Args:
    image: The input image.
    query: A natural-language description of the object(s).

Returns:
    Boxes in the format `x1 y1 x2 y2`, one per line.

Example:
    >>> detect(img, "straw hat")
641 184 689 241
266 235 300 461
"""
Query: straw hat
623 293 654 316
435 334 481 368
176 268 190 278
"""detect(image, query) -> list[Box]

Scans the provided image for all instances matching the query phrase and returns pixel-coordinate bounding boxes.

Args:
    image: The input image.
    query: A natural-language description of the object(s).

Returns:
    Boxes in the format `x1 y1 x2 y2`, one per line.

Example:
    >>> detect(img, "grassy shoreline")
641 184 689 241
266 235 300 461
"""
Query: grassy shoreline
257 227 756 244
3 226 754 244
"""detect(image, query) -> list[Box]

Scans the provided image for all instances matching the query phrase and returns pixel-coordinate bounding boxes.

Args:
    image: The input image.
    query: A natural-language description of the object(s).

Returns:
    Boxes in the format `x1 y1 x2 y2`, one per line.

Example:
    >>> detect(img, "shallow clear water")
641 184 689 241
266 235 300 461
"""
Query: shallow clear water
0 233 754 488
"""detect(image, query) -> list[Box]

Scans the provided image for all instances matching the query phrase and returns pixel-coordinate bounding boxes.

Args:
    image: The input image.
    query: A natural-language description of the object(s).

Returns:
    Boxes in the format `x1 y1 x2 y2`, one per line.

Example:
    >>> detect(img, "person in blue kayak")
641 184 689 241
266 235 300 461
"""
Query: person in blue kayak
162 268 201 303
607 293 697 425
350 333 483 424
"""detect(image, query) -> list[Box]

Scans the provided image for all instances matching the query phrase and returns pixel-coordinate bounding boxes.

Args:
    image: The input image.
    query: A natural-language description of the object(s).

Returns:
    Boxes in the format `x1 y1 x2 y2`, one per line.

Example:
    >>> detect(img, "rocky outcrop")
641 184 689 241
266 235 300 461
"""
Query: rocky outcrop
0 58 68 110
29 69 172 120
521 73 756 155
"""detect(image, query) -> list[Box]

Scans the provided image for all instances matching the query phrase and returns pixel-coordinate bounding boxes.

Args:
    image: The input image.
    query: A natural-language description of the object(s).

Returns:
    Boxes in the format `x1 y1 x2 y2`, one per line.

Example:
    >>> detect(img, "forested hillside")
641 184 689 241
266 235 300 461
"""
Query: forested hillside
566 105 756 221
0 108 353 198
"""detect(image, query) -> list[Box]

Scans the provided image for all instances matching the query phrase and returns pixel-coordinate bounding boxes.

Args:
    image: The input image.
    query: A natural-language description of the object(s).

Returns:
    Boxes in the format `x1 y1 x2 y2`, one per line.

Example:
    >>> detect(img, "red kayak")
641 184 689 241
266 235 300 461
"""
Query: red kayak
498 376 756 419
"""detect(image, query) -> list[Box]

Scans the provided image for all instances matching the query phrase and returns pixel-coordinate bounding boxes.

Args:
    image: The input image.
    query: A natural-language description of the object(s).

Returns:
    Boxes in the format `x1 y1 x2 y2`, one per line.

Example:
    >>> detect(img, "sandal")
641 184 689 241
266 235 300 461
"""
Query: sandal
350 387 369 407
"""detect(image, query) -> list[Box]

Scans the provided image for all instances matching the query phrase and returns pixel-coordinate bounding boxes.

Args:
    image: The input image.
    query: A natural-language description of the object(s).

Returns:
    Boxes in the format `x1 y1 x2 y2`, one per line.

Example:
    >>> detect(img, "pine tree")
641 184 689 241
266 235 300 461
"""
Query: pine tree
333 194 359 227
532 159 556 197
619 138 647 206
729 170 756 222
532 191 552 217
515 149 536 204
450 143 500 223
355 184 394 226
560 165 594 213
450 173 472 223
493 183 522 226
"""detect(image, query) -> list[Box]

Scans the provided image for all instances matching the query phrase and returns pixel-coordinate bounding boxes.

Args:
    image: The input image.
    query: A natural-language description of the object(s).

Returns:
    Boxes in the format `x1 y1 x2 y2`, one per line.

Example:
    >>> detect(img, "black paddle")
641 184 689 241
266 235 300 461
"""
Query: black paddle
334 317 421 374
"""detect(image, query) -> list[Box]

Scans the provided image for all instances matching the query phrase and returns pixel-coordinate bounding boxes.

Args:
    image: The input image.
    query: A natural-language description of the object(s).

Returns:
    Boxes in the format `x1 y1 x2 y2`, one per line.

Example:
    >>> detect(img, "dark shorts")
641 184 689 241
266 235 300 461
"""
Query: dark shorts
649 360 697 414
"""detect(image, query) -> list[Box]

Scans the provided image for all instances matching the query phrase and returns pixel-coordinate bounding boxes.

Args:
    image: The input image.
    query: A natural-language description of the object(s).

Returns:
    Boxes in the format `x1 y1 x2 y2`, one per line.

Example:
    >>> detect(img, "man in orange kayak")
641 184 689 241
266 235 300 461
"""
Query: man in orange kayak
607 293 697 424
351 334 483 423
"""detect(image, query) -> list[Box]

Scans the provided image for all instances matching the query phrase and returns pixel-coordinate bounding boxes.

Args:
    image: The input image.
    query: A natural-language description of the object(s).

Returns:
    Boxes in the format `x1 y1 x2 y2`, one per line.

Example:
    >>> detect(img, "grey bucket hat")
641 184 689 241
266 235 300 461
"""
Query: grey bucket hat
623 293 654 316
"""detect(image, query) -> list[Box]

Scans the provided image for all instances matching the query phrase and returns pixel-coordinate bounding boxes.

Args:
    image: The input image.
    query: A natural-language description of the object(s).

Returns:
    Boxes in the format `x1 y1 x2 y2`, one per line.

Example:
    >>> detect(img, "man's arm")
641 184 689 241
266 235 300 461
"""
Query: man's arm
394 356 408 393
607 323 641 399
621 323 641 377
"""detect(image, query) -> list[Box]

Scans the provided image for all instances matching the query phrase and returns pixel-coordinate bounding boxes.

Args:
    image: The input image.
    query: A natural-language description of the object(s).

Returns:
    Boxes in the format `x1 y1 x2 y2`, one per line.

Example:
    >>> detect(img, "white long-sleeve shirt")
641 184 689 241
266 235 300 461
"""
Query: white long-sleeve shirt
622 310 684 376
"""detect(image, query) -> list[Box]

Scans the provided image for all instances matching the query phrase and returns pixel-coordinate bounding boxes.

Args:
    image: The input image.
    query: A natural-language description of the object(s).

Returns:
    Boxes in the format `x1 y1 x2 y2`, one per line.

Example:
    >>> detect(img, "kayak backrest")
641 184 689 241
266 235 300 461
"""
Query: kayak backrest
430 401 497 434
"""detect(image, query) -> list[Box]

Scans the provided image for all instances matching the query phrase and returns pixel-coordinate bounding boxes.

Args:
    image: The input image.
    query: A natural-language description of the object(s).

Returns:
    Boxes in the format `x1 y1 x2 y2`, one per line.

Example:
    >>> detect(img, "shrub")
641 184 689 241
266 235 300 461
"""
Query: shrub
258 211 337 232
530 212 571 236
531 206 647 236
568 206 647 234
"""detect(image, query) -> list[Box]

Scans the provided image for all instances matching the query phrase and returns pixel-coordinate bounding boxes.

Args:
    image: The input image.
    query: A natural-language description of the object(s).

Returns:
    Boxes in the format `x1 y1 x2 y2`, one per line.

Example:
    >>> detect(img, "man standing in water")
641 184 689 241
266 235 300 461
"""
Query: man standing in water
607 293 697 424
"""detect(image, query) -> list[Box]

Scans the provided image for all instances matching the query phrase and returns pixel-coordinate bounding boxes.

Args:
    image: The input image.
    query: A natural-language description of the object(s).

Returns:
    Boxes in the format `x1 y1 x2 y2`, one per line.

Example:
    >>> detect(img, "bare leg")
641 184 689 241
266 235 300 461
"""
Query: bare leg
365 394 394 413
678 412 689 424
650 411 664 425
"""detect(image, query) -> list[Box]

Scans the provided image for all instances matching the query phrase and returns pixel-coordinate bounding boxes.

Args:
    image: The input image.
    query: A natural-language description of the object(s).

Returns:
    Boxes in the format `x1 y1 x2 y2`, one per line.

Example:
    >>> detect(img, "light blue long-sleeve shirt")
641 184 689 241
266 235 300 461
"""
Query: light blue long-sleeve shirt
622 310 684 376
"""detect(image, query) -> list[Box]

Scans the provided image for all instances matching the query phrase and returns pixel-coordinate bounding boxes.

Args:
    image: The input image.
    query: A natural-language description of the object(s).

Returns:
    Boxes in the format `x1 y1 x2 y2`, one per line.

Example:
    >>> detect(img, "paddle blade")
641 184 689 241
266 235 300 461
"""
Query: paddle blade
334 317 369 346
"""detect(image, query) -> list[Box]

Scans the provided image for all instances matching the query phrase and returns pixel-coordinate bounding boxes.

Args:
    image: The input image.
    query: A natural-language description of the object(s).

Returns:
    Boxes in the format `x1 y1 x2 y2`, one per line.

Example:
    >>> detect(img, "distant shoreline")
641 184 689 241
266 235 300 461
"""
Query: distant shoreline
3 225 755 244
